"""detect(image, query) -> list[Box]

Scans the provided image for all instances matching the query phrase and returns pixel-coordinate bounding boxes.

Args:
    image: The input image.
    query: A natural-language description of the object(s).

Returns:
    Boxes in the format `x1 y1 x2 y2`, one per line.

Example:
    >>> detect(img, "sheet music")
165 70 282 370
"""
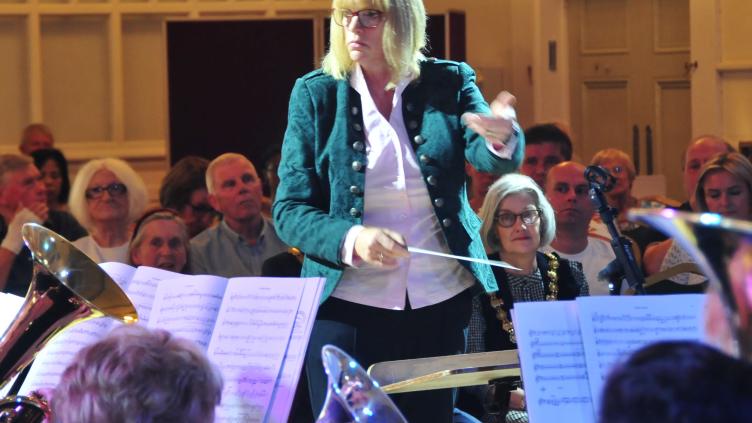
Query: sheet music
208 278 304 423
267 277 325 423
99 261 137 288
124 266 183 322
19 318 113 393
514 301 595 423
147 275 228 348
17 263 138 393
576 294 705 414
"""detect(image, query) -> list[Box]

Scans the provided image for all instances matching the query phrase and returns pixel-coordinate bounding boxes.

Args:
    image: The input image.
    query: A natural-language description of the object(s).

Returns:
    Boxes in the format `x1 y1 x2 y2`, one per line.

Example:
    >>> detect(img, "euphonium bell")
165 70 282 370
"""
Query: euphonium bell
0 223 138 421
317 345 407 423
629 208 752 361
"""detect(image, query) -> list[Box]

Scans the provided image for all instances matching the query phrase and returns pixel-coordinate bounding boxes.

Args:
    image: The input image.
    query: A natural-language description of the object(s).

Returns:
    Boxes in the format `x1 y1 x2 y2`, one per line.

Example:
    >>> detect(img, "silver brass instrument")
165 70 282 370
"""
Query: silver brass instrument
629 208 752 361
0 223 138 421
317 345 407 422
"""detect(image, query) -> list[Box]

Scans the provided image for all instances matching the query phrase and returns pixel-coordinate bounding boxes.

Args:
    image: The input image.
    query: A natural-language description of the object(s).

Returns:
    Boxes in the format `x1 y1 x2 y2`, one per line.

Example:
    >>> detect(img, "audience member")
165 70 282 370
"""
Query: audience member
589 148 666 253
31 148 72 212
129 209 189 273
458 173 588 422
260 146 282 218
19 123 54 156
600 341 752 423
645 152 752 285
466 163 498 212
69 158 147 264
541 162 616 295
0 154 86 296
520 123 573 188
190 153 287 277
52 324 222 423
589 149 637 227
159 156 216 238
680 135 735 211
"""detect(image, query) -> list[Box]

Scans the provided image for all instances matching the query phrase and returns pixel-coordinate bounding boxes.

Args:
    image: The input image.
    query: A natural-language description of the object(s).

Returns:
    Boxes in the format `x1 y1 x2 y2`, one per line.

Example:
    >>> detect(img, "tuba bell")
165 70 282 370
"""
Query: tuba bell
316 345 407 423
0 223 138 421
629 208 752 361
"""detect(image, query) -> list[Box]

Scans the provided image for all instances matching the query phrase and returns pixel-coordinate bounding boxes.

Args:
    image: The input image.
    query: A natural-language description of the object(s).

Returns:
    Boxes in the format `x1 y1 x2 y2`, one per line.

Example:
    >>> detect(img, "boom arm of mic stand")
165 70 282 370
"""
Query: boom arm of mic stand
589 183 647 295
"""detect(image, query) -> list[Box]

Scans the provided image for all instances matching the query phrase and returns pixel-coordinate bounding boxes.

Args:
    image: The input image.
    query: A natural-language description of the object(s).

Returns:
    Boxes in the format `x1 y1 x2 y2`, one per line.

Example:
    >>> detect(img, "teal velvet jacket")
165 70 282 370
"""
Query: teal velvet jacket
273 59 525 302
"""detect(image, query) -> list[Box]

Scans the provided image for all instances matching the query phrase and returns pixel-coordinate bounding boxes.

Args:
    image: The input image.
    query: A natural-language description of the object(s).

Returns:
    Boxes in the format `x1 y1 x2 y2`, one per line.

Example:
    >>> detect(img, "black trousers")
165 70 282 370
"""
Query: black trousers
305 288 473 423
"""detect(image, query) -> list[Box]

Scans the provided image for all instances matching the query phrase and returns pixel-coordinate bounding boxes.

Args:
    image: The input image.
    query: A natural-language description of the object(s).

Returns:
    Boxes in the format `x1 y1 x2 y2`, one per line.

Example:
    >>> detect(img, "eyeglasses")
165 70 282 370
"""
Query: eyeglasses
187 203 215 215
604 166 624 175
495 209 542 228
332 9 385 28
85 183 127 200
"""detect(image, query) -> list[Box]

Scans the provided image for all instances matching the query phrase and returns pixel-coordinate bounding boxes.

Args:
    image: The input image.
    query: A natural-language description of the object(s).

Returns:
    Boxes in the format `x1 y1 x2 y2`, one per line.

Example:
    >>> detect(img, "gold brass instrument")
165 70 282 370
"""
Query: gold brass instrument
629 208 752 361
0 223 138 421
317 345 407 422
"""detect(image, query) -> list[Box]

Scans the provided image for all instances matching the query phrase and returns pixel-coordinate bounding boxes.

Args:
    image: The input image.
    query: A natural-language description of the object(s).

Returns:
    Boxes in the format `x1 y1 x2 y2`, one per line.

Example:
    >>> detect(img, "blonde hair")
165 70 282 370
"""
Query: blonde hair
591 148 636 183
69 158 148 230
322 0 426 86
477 173 557 253
695 152 752 214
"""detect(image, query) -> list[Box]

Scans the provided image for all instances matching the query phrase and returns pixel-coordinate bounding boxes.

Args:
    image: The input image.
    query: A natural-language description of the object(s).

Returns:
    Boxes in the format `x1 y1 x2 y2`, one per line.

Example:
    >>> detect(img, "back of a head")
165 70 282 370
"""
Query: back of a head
52 325 222 423
600 341 752 423
524 123 573 160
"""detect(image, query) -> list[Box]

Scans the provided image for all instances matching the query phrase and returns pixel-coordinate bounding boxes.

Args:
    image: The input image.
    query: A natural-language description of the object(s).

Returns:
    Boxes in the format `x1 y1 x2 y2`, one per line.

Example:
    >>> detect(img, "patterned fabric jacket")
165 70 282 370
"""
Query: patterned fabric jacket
273 59 525 302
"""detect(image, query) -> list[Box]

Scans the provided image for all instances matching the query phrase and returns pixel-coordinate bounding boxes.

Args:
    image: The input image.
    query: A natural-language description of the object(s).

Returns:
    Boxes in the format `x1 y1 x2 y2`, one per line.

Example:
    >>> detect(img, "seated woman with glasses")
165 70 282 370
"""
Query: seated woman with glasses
69 158 147 263
129 208 190 273
589 148 665 254
457 173 588 423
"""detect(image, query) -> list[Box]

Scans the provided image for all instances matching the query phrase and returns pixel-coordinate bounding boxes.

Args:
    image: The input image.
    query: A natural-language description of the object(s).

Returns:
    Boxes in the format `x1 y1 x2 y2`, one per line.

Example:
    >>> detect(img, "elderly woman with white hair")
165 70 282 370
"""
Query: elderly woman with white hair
69 158 147 263
458 173 589 423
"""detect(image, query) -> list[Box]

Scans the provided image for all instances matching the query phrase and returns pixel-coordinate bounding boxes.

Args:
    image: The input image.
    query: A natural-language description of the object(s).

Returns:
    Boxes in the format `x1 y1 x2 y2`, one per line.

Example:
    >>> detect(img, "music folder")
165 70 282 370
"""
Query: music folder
368 349 520 394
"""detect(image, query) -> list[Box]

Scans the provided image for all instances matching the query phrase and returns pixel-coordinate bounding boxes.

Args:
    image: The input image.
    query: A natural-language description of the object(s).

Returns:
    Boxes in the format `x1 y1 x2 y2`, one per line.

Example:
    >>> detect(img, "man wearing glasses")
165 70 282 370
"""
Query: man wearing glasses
0 154 86 296
541 161 617 295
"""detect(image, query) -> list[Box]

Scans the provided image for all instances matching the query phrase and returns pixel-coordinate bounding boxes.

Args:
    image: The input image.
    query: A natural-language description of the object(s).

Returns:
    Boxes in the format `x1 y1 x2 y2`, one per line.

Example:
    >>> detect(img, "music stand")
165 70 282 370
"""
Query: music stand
367 350 520 394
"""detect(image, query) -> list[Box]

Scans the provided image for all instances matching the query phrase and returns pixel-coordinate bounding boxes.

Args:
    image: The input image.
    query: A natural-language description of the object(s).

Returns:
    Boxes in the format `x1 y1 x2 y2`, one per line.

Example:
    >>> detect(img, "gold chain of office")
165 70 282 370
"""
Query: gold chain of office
487 252 559 344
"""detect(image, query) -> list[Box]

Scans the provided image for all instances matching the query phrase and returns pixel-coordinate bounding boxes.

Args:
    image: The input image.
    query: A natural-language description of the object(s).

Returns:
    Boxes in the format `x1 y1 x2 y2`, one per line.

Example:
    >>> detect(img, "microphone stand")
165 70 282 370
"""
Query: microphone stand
585 166 646 295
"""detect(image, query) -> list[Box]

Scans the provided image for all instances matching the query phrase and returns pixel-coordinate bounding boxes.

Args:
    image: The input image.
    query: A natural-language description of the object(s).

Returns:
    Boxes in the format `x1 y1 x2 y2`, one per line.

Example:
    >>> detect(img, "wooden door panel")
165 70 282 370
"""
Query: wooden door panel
580 80 630 162
581 0 628 52
655 80 691 200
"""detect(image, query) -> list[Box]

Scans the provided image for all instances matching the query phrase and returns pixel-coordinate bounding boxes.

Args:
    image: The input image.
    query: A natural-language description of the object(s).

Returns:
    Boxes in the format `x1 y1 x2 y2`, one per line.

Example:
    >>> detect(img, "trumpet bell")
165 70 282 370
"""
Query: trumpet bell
629 208 752 361
316 345 407 423
0 223 138 390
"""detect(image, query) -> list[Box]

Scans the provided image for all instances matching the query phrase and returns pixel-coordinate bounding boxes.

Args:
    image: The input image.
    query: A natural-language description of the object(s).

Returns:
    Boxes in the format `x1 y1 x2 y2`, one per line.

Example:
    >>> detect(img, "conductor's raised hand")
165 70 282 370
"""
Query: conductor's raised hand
462 91 517 151
354 227 409 267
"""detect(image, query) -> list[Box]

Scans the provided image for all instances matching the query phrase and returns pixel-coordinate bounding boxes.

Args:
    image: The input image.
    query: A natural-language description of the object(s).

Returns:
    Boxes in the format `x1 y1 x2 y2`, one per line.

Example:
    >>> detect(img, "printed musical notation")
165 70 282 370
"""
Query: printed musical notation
514 301 595 423
576 295 705 416
209 278 305 423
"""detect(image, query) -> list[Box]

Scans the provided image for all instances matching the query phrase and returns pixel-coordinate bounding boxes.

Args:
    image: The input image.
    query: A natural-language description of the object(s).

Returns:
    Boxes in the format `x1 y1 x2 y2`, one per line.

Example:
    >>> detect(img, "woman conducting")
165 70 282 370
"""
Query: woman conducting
273 0 524 421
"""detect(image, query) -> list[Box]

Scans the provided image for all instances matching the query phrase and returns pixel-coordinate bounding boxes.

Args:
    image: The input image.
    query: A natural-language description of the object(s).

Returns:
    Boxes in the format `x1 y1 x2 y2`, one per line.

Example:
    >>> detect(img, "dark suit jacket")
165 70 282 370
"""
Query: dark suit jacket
273 59 524 301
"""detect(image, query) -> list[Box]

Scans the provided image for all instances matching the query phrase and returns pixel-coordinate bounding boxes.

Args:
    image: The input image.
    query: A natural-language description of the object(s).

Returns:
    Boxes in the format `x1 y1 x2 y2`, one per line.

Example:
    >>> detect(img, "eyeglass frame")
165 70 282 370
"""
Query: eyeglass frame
85 182 128 200
331 8 385 28
494 209 543 228
185 202 215 216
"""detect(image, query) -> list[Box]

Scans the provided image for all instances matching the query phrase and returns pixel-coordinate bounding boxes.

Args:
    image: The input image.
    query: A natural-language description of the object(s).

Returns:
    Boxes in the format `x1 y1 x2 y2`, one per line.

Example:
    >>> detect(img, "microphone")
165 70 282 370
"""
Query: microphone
584 165 616 193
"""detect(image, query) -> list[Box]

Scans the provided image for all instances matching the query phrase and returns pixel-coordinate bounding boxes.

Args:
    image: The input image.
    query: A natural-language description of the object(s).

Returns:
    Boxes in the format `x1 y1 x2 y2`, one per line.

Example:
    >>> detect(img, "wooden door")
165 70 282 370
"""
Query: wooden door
568 0 690 200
